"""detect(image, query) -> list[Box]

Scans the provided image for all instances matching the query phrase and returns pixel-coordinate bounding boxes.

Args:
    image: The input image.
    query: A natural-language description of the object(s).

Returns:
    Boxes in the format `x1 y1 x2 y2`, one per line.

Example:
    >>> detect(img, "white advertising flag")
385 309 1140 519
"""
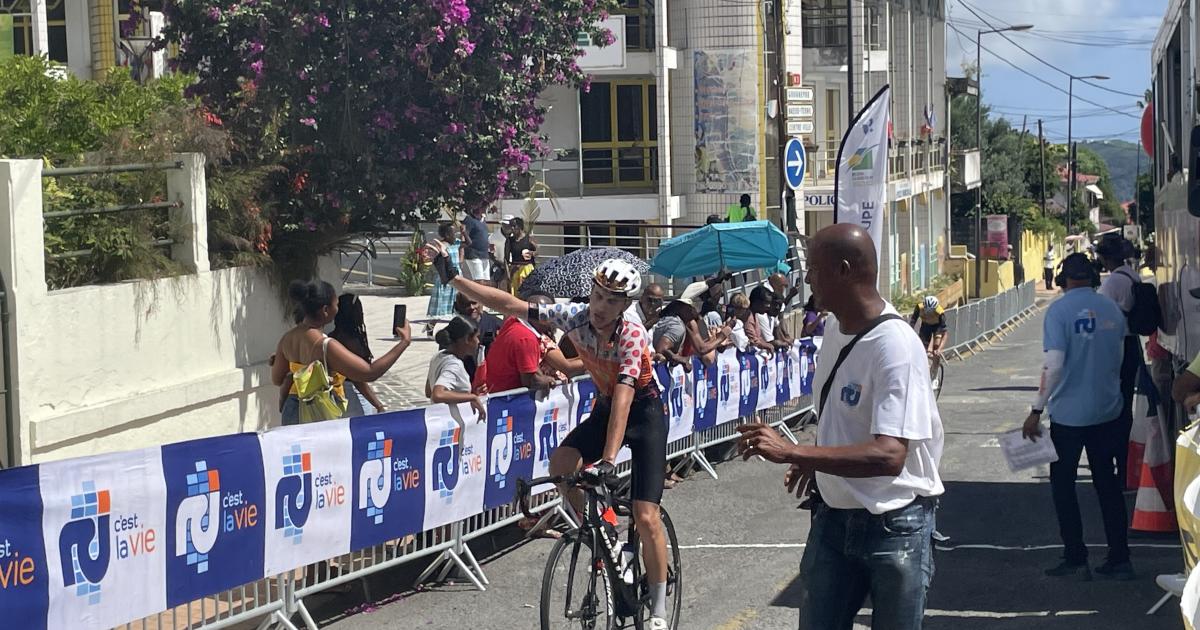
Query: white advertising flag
835 84 891 269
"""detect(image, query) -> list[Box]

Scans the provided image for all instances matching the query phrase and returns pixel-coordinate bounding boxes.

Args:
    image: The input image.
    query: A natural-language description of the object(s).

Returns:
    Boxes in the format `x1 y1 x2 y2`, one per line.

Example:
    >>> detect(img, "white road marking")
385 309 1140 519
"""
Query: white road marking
862 608 1098 618
943 543 1179 551
679 543 806 550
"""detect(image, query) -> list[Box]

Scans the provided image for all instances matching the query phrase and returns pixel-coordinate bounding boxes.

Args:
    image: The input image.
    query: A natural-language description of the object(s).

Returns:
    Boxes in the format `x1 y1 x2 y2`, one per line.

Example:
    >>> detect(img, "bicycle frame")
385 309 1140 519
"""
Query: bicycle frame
518 475 646 621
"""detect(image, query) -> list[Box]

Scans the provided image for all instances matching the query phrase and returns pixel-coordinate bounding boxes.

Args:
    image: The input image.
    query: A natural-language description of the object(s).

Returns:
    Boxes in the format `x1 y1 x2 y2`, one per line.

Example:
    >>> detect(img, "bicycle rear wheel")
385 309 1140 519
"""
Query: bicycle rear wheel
541 529 615 630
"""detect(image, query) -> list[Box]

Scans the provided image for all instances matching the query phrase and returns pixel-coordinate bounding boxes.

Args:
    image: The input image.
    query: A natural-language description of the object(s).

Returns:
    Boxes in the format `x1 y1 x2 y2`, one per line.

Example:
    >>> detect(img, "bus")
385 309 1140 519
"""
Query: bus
1151 0 1200 363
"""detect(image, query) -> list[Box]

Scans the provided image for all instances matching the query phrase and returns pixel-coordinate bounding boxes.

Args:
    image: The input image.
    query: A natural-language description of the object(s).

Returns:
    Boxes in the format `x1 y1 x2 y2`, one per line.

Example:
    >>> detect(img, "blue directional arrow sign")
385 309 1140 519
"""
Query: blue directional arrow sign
784 137 806 191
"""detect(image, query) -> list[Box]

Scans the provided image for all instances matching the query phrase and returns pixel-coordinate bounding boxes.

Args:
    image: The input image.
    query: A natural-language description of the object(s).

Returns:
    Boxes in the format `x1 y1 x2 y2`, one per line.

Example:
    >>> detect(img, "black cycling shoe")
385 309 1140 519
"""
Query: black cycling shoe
1044 561 1092 581
1094 560 1136 581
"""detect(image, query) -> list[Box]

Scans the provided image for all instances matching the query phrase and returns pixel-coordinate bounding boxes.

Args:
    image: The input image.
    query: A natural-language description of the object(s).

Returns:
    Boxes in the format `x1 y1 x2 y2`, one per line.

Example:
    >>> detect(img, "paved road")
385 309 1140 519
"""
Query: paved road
307 307 1184 629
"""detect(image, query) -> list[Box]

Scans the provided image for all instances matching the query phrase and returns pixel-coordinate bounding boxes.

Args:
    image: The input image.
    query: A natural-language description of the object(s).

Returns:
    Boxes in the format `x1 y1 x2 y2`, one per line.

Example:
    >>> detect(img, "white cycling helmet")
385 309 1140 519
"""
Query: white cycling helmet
923 295 940 311
593 258 643 298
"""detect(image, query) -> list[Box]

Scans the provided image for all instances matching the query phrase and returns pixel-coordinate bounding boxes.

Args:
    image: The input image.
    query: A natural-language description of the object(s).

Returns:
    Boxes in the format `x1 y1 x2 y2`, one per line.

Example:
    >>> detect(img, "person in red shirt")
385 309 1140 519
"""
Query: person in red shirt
485 292 582 393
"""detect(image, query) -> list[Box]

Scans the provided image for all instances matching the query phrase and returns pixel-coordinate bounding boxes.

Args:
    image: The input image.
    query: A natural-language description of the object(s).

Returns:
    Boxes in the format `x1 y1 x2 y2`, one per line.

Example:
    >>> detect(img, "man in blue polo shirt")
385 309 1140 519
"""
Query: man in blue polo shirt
1023 253 1132 581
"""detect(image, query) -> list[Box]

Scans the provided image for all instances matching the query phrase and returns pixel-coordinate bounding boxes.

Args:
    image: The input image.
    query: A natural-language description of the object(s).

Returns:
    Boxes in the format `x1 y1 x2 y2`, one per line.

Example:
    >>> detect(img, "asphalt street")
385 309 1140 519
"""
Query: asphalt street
308 306 1185 630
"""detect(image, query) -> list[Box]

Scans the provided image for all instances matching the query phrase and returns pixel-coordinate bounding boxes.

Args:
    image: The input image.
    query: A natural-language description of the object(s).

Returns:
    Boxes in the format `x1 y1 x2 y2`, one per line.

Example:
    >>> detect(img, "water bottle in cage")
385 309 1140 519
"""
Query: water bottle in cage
619 542 636 585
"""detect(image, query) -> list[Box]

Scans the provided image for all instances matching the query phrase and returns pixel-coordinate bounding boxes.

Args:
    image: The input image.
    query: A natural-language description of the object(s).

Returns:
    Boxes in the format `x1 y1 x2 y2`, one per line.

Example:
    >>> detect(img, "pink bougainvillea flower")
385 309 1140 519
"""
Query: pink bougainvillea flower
206 6 222 21
315 13 331 28
299 117 317 127
307 94 318 104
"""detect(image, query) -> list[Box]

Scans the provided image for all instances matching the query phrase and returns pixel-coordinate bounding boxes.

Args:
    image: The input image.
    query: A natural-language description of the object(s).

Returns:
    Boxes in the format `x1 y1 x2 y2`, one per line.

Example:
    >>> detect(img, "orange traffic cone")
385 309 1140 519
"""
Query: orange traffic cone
1131 367 1176 532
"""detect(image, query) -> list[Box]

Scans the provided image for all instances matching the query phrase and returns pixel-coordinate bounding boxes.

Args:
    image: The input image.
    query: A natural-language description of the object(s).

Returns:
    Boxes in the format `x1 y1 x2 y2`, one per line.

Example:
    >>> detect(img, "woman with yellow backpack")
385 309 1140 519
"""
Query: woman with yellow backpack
272 280 412 424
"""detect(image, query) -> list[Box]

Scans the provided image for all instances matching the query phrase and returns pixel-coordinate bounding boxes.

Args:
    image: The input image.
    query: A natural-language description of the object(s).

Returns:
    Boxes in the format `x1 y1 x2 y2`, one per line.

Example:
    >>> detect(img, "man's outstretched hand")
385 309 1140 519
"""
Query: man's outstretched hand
735 423 796 464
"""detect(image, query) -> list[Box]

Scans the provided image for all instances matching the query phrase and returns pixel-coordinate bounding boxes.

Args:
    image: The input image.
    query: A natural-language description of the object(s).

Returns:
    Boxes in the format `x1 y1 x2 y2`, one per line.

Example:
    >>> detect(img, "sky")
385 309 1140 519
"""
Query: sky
944 0 1169 144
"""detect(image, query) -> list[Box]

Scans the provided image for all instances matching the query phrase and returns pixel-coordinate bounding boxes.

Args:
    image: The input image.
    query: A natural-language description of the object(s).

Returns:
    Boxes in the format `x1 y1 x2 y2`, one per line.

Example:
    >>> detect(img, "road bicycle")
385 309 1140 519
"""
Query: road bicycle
517 471 682 630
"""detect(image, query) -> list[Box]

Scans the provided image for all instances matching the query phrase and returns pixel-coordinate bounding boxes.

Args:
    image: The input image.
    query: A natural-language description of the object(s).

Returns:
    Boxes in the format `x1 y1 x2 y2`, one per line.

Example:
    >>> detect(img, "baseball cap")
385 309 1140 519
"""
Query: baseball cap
1060 253 1094 280
500 214 516 225
1095 233 1127 257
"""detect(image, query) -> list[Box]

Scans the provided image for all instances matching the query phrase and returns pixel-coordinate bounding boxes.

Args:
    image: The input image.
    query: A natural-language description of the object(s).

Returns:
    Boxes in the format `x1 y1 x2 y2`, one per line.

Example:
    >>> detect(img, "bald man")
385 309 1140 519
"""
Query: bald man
737 224 944 630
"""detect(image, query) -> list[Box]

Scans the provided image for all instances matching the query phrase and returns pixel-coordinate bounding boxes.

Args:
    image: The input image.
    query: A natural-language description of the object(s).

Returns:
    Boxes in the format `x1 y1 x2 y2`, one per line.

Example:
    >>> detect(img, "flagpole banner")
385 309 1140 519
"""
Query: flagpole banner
41 448 167 629
348 409 426 552
834 84 891 268
484 393 537 508
715 348 741 424
692 357 719 432
737 351 760 418
0 465 47 630
693 49 760 193
162 435 264 608
260 421 353 577
658 363 695 443
422 403 488 531
756 350 777 412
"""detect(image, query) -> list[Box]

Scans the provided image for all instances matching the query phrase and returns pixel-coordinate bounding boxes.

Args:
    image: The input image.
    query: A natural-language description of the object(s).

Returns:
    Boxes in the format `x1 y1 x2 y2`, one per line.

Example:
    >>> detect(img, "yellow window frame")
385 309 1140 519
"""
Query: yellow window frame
580 78 658 189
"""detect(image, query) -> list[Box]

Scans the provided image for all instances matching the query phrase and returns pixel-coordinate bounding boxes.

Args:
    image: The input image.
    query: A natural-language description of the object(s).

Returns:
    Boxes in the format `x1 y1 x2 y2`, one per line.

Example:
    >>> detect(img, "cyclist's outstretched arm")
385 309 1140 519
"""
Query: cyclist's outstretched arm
602 383 636 463
448 270 529 319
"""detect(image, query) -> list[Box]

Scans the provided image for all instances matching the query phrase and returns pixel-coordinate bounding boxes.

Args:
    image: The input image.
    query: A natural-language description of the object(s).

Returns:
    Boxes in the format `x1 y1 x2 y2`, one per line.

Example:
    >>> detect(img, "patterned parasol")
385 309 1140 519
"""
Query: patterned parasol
517 247 650 299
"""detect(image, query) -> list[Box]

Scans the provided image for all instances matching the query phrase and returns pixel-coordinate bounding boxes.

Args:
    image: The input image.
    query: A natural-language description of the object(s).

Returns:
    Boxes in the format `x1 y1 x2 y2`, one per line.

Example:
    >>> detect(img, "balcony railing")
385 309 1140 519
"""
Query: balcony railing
511 146 659 198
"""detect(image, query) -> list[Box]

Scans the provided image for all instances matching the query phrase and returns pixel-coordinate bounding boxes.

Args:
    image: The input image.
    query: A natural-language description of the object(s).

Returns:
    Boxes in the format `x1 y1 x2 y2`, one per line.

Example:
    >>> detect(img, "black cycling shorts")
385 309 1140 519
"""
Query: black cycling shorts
918 323 946 347
560 393 667 505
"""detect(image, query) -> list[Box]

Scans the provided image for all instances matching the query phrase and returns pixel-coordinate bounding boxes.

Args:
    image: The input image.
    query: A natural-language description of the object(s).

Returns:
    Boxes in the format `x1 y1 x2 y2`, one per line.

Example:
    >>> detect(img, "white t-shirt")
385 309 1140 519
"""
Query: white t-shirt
812 304 945 514
1098 264 1136 312
624 302 645 329
755 313 776 342
729 319 749 352
427 350 472 393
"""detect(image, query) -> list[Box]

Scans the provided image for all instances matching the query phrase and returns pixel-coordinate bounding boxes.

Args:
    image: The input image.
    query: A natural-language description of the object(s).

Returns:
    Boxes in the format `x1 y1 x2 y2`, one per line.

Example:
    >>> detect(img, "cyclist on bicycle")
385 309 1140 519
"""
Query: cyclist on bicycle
431 253 674 630
909 295 948 358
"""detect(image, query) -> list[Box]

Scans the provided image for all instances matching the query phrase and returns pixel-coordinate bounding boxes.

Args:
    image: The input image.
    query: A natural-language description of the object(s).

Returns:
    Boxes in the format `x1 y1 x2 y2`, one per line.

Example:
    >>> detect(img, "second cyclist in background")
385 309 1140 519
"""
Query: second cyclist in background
910 296 948 387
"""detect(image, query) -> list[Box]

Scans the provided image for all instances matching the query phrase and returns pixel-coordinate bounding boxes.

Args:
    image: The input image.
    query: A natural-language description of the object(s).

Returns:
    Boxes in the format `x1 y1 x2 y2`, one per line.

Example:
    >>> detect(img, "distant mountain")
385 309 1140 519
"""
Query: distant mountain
1081 140 1145 202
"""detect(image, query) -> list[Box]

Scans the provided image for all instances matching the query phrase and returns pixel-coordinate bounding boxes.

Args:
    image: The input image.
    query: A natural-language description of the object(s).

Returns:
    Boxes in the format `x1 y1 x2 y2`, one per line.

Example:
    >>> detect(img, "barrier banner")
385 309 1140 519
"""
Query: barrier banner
348 409 426 552
422 403 488 531
532 387 574 495
715 348 742 425
0 352 817 630
260 421 353 577
693 357 719 431
756 350 776 412
485 394 538 508
41 449 167 630
658 363 695 443
775 349 792 406
736 351 759 417
0 465 47 629
162 434 264 608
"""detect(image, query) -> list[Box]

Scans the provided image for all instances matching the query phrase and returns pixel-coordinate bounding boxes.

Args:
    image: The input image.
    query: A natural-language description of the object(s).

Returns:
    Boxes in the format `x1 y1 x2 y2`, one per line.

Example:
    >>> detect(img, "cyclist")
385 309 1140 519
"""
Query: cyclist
430 253 672 630
910 295 948 359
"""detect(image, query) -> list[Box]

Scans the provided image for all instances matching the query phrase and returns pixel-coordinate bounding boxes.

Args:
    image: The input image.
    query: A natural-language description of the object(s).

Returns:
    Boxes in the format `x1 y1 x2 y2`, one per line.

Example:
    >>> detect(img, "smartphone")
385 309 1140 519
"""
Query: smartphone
392 304 407 335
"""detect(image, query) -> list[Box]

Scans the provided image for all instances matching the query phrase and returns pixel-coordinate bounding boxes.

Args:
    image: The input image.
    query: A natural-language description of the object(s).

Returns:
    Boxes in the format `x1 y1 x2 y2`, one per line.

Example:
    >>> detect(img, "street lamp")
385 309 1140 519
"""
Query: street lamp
1066 74 1109 235
974 24 1033 298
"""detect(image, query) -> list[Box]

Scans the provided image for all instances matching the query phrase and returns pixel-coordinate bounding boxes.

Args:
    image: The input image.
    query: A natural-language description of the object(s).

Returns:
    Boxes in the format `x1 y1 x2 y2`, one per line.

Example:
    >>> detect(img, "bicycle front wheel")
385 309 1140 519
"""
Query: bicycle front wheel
930 361 945 400
540 529 615 630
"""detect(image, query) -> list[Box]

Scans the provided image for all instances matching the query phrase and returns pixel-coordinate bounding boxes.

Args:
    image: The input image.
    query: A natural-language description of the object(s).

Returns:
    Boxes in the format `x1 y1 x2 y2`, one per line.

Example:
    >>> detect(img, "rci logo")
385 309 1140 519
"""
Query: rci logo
695 367 710 417
718 361 731 402
175 461 220 575
432 426 461 502
759 360 771 392
1073 309 1097 337
669 373 686 419
840 383 863 407
740 357 755 402
580 391 596 419
491 412 514 488
538 408 560 462
274 445 312 544
59 482 110 605
358 432 392 525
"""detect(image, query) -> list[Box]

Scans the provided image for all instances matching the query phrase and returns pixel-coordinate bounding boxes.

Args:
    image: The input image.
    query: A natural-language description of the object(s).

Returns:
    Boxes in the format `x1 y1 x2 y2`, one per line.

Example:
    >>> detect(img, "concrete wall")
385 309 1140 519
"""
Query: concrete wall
0 157 321 464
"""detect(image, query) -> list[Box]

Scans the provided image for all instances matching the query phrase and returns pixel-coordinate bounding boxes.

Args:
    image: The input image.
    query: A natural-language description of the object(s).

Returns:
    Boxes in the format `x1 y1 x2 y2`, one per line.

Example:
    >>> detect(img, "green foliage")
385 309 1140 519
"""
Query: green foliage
397 231 430 297
0 56 271 288
1135 172 1155 233
1023 213 1067 240
892 273 962 314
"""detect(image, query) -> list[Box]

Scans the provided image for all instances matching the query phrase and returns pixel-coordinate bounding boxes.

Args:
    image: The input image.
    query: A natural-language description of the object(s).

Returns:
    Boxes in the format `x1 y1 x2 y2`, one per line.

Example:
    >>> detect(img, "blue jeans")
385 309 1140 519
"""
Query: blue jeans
798 496 936 630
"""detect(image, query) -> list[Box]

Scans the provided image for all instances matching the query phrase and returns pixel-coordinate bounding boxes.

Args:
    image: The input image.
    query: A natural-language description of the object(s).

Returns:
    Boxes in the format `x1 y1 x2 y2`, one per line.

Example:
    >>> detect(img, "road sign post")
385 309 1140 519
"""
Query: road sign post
784 137 806 191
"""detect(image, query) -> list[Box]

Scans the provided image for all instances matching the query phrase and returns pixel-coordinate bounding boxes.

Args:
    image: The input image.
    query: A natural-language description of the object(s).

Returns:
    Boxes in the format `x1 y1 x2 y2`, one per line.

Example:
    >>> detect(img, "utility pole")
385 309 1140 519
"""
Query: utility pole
1068 141 1077 234
1135 138 1142 230
1038 119 1047 218
846 0 854 122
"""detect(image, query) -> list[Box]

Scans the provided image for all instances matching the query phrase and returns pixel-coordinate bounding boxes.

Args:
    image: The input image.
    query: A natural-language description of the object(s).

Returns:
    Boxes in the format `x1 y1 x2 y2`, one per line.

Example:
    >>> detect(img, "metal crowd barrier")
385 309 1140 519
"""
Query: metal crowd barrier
120 362 814 630
942 281 1039 359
